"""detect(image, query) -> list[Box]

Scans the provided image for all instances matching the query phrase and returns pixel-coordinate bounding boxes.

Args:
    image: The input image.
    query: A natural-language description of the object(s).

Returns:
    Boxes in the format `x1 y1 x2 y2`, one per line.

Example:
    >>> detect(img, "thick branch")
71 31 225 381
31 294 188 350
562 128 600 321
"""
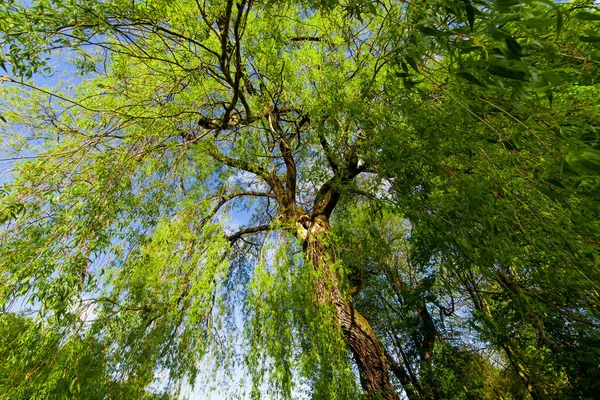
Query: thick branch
317 129 339 172
221 0 247 126
227 224 272 244
266 109 298 207
279 136 297 202
312 162 367 217
196 105 297 132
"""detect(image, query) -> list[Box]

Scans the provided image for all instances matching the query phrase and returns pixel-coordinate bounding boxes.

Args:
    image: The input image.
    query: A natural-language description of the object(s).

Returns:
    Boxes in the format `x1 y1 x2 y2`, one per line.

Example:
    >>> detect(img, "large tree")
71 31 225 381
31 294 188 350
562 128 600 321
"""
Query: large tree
1 0 599 399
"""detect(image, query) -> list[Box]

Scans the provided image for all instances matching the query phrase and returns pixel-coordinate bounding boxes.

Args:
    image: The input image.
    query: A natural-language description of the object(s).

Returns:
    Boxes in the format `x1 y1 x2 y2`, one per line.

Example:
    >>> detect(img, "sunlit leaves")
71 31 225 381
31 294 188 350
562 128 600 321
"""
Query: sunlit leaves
1 0 599 398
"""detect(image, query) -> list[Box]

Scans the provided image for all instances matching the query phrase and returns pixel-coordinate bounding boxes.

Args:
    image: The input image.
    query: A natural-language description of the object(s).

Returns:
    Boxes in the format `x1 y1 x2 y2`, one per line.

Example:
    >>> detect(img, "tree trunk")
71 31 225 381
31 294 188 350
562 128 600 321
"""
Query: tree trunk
298 215 399 400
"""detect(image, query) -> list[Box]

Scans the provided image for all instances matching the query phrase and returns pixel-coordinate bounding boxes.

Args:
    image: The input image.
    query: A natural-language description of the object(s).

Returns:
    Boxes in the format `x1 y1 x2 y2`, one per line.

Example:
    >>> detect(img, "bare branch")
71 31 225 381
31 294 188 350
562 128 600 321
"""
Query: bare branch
227 224 272 244
290 36 323 42
153 25 221 58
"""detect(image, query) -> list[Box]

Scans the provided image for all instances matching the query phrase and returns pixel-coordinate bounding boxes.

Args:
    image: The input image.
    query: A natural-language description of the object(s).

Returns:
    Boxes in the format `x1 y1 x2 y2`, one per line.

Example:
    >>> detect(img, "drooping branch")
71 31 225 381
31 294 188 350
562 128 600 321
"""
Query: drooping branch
153 25 221 58
205 143 286 201
198 191 276 234
498 270 600 329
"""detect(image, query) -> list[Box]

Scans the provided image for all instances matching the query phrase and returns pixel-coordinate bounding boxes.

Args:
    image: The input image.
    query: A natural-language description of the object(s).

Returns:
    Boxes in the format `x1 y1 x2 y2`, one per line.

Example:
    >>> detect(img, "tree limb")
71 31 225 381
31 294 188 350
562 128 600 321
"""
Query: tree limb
317 128 339 172
227 224 272 244
383 349 421 400
290 36 323 42
312 162 367 218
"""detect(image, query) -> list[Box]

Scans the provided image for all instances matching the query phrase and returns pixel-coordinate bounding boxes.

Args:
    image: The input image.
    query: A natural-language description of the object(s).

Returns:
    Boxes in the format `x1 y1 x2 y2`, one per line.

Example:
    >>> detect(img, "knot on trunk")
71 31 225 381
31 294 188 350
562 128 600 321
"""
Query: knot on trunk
295 214 311 241
298 214 311 229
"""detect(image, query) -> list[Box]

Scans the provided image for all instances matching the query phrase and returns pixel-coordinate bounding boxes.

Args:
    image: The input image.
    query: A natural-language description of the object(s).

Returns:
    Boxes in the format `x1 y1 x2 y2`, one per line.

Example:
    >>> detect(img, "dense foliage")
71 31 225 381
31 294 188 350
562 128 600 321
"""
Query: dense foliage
1 0 599 398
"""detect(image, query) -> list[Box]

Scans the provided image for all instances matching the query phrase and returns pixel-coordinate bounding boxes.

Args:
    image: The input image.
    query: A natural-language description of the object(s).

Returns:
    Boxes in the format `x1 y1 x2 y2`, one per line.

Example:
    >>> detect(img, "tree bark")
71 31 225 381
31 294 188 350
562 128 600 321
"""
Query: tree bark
298 215 399 400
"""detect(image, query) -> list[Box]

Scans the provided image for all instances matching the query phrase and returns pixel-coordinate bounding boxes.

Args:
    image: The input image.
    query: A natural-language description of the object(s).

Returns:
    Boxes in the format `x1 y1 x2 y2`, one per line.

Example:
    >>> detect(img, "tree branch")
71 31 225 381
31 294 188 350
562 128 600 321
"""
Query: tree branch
267 109 298 208
290 36 323 42
227 224 272 244
197 191 277 236
317 129 339 172
206 143 286 200
312 162 367 218
383 349 420 400
498 271 600 329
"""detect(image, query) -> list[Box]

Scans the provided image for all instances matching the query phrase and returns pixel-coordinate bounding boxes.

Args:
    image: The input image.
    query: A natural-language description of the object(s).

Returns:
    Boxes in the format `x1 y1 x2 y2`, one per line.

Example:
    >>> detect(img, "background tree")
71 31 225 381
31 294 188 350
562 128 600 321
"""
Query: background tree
1 0 599 399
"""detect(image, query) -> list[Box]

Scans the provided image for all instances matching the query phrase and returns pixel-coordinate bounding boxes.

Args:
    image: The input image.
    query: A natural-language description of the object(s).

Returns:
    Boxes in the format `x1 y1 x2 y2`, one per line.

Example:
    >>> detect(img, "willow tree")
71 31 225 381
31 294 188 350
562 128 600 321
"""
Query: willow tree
1 0 599 399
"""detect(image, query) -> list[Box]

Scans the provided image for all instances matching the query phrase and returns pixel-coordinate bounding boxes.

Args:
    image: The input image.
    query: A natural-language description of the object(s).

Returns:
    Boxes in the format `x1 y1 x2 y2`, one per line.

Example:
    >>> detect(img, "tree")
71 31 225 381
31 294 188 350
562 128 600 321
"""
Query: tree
1 0 599 399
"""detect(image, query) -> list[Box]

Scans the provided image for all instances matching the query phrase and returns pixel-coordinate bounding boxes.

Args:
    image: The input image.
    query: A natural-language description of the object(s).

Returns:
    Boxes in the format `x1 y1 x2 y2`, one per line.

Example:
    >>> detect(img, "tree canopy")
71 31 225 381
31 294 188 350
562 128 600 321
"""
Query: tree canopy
1 0 599 398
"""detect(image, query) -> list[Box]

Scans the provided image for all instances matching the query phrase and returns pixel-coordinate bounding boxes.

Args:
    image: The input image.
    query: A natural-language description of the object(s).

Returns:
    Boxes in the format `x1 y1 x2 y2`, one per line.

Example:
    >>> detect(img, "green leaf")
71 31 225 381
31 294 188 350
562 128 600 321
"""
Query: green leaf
487 23 506 40
545 178 566 189
463 0 475 32
532 0 563 35
405 56 419 72
417 25 442 37
501 139 518 151
505 37 522 58
579 35 600 43
456 71 486 87
486 64 527 80
566 148 600 174
494 0 520 10
575 12 600 21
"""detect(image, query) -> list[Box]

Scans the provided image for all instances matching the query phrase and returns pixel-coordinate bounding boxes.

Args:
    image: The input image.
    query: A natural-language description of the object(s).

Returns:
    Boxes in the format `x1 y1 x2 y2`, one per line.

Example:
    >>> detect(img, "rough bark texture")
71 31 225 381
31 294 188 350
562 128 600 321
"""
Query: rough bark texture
298 215 399 400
